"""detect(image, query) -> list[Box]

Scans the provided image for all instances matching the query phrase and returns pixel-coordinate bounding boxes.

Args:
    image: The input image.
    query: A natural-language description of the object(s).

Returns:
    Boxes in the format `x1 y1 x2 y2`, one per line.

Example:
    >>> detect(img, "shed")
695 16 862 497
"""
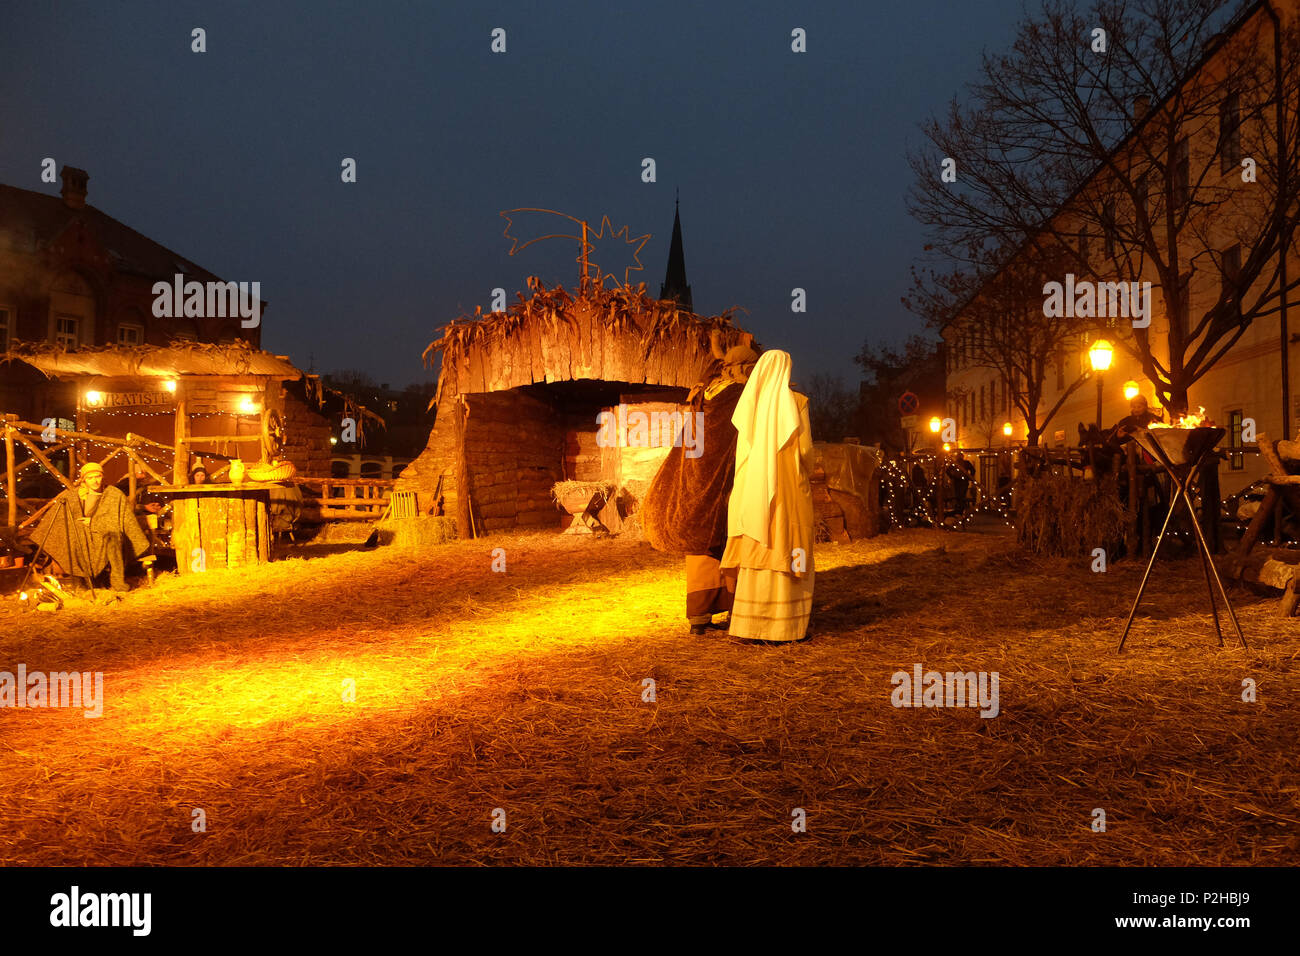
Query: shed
397 277 751 534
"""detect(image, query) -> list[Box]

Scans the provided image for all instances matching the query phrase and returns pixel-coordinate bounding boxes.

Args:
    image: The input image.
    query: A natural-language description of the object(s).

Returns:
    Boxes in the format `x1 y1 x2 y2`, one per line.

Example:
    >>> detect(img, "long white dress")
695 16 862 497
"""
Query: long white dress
720 351 815 641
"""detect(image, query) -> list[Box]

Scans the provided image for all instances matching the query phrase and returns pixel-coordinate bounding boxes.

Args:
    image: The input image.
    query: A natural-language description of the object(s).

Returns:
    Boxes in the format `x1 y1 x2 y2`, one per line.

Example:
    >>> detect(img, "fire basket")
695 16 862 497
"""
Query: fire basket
1118 426 1246 651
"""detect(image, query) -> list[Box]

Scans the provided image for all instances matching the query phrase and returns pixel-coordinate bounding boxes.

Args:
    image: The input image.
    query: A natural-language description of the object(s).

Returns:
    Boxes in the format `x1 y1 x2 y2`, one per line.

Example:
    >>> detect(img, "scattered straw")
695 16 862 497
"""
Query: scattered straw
0 522 1295 865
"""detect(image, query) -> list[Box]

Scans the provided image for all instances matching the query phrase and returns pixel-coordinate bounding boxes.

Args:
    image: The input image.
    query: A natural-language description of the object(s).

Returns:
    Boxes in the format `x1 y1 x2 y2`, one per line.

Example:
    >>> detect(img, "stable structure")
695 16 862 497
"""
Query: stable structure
397 278 750 534
1 342 383 535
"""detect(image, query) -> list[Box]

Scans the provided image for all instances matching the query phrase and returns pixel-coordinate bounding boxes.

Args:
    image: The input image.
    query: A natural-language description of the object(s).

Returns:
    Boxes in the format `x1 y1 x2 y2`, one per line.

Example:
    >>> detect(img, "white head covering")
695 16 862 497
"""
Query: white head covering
728 349 801 547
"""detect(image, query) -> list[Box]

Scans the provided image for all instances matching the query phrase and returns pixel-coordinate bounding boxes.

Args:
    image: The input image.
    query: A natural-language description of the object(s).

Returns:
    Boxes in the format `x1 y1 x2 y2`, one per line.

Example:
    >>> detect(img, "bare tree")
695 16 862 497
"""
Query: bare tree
905 246 1095 445
854 335 946 451
909 0 1300 415
804 373 859 443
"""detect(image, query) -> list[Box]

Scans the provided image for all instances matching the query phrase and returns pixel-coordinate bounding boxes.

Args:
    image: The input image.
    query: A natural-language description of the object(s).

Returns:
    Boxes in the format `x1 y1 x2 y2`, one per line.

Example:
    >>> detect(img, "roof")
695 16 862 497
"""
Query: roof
1 341 302 379
660 199 692 310
425 276 750 401
0 181 223 283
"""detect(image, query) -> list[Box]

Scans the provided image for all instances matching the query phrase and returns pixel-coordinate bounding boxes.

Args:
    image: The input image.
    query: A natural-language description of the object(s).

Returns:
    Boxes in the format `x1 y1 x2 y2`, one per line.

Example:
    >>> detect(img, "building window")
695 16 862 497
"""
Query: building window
1229 409 1244 470
1174 136 1190 207
1221 244 1241 306
979 384 986 420
0 307 10 349
1220 91 1242 173
117 323 144 346
54 315 79 350
1102 201 1116 259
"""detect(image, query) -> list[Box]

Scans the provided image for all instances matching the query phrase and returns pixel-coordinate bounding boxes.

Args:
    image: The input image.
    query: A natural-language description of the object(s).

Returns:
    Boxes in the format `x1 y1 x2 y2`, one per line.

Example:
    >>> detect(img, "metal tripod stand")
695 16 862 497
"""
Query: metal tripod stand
1118 427 1246 652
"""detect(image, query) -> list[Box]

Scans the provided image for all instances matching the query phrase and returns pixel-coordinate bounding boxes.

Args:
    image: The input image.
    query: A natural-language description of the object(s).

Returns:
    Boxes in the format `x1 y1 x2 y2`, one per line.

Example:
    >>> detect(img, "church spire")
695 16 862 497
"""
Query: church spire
660 194 693 312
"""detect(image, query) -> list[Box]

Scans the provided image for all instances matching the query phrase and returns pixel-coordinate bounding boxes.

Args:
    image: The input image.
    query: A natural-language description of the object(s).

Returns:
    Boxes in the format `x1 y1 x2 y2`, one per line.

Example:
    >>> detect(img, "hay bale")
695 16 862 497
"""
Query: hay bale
1015 472 1130 557
377 515 458 548
311 521 380 544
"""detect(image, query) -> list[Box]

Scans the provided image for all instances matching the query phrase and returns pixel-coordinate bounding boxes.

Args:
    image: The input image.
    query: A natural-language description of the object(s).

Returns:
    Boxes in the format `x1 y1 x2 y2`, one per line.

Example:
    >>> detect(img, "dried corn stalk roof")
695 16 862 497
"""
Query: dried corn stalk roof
424 277 749 402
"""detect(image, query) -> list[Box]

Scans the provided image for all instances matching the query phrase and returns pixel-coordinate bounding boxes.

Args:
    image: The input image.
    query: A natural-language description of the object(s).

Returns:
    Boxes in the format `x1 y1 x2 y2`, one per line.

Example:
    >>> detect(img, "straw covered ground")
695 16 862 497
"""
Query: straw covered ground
0 522 1296 866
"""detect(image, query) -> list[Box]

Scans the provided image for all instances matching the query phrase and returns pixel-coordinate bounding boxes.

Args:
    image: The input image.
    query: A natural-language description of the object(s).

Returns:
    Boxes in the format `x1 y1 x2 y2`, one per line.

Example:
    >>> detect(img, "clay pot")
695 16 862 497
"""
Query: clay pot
229 459 246 484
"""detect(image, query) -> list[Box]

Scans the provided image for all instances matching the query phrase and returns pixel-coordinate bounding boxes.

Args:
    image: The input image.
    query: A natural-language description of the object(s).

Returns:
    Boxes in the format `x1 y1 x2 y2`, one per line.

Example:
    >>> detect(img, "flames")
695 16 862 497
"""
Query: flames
1149 406 1207 429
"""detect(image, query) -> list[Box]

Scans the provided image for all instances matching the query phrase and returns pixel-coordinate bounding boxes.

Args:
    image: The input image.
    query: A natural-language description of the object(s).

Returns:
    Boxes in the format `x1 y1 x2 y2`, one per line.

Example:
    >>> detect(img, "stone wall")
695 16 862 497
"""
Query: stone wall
466 390 565 531
282 391 334 478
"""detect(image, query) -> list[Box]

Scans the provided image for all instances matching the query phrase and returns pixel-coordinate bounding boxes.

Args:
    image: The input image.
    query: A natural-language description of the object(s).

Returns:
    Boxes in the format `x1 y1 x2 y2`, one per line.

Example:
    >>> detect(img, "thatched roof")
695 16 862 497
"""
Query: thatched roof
1 340 301 380
3 340 386 432
423 277 749 404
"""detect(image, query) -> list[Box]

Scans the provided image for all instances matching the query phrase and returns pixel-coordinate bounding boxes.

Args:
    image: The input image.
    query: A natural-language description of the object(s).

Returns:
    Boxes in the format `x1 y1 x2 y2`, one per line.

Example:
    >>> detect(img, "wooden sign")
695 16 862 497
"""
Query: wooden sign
86 391 175 409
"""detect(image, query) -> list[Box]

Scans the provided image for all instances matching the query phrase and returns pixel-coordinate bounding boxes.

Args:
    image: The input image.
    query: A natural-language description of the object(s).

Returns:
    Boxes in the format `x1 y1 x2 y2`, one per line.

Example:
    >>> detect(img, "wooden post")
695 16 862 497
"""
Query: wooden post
454 394 473 539
4 418 16 530
1200 451 1221 554
1274 487 1286 546
73 396 85 475
173 384 189 485
127 437 138 508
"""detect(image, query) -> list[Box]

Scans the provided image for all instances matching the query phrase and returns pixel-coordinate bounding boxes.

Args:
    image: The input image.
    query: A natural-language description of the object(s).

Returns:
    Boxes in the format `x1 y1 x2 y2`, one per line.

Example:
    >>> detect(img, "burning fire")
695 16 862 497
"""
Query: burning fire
1150 406 1207 429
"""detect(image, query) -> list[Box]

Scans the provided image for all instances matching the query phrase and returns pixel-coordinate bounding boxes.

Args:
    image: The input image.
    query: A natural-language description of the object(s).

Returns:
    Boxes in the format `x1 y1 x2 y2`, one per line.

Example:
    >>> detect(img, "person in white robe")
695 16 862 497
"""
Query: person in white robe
720 349 815 642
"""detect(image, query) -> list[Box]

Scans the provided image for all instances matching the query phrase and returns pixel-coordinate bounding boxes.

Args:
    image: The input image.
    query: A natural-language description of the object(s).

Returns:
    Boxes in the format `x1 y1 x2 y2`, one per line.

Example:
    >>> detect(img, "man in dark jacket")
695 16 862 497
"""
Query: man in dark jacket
642 336 758 635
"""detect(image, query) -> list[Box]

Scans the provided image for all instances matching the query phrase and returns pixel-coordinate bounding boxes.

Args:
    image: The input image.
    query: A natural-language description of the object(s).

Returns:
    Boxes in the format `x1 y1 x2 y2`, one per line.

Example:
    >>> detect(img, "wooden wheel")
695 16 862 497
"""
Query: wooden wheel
261 407 285 462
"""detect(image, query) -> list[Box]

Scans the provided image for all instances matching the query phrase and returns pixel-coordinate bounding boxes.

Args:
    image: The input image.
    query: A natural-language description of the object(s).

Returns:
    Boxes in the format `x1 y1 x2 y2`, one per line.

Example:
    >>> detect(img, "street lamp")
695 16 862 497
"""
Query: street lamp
1002 421 1013 439
1123 380 1140 402
1089 339 1113 428
928 416 942 434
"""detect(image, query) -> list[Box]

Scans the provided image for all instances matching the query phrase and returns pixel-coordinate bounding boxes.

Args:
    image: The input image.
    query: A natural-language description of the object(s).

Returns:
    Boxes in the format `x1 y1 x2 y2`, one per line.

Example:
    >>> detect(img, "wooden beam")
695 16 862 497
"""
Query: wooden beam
173 386 189 485
123 447 168 486
4 422 15 529
19 498 57 530
11 433 74 491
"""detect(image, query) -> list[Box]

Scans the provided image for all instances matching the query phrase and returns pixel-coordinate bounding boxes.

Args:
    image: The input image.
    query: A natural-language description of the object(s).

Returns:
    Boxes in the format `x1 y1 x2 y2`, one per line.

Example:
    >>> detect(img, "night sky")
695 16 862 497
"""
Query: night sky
3 0 1025 389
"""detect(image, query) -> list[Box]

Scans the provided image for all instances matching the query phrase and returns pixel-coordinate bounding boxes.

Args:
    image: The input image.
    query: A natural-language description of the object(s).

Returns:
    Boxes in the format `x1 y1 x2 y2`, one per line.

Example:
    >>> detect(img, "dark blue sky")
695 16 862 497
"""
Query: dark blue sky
2 0 1025 388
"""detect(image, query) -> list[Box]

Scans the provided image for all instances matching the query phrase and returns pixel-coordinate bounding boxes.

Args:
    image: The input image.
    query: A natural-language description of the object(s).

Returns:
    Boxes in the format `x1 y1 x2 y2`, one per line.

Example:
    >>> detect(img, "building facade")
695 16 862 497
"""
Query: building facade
944 0 1300 496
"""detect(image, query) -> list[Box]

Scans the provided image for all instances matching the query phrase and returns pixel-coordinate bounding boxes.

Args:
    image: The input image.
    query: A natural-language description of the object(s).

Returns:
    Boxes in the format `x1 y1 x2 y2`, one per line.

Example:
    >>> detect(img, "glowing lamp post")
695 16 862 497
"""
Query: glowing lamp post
1089 339 1113 428
1123 380 1140 402
928 416 942 434
1002 421 1013 445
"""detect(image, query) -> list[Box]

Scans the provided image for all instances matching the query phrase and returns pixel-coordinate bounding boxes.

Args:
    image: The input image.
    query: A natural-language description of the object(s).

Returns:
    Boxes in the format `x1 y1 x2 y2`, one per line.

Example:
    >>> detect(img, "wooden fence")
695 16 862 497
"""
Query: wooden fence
3 415 394 532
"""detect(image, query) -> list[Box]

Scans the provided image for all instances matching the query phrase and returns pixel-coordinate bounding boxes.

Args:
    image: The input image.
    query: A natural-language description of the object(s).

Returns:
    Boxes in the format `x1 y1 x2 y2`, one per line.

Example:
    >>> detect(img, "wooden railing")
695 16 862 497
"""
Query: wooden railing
3 416 175 530
290 477 394 522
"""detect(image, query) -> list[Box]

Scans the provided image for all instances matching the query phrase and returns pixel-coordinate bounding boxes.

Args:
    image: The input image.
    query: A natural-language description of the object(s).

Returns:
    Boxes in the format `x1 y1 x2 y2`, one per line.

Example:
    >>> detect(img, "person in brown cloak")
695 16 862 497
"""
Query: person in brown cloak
35 462 150 592
642 333 758 635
